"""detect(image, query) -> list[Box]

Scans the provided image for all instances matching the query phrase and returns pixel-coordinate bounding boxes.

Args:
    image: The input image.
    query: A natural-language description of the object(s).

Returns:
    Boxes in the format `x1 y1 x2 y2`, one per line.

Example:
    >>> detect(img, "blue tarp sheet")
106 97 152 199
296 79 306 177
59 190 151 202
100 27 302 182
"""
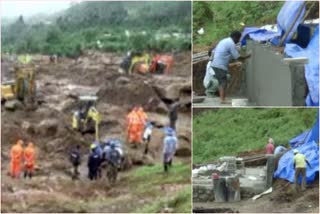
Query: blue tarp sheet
241 0 306 45
274 113 319 183
284 25 319 106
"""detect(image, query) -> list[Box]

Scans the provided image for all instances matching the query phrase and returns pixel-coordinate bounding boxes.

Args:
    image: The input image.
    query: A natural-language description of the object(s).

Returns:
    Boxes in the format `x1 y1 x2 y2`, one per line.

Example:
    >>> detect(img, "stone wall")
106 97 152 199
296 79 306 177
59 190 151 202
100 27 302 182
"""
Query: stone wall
193 184 215 203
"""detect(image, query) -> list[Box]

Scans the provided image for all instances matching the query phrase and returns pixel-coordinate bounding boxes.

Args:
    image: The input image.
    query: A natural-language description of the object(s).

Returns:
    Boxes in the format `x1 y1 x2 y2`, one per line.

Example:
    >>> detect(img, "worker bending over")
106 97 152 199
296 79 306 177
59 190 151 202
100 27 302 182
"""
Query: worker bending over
293 149 311 191
209 31 251 104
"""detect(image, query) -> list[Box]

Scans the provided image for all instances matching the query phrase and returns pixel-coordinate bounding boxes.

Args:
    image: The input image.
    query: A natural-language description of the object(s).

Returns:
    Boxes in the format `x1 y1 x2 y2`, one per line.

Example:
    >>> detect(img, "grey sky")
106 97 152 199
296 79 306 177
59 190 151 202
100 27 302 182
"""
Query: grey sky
1 0 79 18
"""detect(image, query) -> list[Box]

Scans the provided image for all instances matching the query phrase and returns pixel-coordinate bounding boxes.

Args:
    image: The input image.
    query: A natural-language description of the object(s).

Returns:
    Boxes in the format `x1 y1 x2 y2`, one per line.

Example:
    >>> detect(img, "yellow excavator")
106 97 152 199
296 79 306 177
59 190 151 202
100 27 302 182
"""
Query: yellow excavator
1 55 37 109
72 95 102 141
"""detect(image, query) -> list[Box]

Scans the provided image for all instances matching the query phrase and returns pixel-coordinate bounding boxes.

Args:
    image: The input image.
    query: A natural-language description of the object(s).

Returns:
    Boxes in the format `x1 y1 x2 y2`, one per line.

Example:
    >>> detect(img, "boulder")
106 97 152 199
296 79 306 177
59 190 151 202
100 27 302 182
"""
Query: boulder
115 76 130 86
129 151 155 166
175 144 191 157
21 121 36 135
37 119 59 136
4 100 23 111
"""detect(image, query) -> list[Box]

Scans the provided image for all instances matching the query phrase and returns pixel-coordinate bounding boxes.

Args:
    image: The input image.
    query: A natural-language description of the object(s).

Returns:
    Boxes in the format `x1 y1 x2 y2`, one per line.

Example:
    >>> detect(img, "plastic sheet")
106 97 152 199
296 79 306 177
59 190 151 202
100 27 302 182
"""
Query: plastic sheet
284 25 319 106
241 1 306 46
274 113 319 183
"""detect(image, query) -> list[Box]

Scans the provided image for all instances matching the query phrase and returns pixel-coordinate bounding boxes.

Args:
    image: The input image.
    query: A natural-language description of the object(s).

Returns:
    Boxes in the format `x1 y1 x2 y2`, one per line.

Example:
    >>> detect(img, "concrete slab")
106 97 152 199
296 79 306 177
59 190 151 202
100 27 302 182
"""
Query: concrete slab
193 96 254 107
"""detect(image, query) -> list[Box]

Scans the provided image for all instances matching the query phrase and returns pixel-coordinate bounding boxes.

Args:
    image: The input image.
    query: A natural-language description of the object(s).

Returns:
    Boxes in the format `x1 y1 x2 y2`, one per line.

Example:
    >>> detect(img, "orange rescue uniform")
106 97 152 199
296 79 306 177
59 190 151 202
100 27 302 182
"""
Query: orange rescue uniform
137 107 148 141
127 110 143 143
10 140 24 178
24 143 35 173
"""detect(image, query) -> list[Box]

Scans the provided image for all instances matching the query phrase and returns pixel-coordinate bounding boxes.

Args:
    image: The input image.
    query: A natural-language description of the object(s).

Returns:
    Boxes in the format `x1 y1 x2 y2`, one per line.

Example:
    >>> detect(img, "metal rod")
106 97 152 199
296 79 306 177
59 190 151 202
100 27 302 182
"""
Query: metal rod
278 2 306 47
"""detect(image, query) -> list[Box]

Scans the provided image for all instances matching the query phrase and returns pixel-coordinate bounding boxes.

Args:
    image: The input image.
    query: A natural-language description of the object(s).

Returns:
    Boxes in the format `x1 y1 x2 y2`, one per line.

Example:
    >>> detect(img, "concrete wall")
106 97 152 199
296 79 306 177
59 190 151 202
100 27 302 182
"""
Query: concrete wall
246 41 306 106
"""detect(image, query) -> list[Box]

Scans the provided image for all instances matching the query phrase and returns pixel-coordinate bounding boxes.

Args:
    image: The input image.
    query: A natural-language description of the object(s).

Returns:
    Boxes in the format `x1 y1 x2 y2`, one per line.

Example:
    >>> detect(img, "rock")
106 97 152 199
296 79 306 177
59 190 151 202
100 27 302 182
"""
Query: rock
45 138 63 153
4 100 23 111
163 207 174 213
21 121 36 134
155 83 182 101
155 101 168 114
143 154 155 166
175 143 191 157
115 76 130 86
37 119 59 136
101 57 111 65
129 151 155 166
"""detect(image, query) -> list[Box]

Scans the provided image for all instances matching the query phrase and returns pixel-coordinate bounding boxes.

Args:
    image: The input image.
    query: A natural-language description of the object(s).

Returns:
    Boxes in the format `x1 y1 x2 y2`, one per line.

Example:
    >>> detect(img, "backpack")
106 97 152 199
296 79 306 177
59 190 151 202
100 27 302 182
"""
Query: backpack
109 149 120 165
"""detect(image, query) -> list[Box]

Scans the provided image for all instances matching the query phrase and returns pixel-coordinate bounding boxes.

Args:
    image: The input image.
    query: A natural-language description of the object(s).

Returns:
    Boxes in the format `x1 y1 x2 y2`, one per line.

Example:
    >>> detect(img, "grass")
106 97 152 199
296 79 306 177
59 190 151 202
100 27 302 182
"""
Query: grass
193 108 318 164
128 162 191 194
135 186 191 213
193 1 283 50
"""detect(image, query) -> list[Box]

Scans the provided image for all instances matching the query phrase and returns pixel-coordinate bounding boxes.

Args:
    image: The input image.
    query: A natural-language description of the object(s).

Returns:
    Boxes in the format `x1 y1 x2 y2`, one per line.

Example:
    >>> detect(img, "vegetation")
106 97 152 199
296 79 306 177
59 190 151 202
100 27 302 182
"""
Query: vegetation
128 162 191 213
193 108 318 164
193 1 283 50
135 186 191 213
1 1 191 57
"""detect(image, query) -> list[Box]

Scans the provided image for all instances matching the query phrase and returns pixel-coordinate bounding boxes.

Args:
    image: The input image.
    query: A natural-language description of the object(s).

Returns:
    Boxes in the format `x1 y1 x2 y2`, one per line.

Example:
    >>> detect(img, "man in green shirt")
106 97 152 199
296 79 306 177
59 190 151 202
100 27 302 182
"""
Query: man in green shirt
293 149 311 191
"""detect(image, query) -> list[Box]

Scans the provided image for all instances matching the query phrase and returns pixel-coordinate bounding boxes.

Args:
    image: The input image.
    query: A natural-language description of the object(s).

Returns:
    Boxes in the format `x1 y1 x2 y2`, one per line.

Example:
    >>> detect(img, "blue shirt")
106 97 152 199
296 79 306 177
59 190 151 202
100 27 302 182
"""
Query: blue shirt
163 135 177 154
211 37 240 71
274 146 287 155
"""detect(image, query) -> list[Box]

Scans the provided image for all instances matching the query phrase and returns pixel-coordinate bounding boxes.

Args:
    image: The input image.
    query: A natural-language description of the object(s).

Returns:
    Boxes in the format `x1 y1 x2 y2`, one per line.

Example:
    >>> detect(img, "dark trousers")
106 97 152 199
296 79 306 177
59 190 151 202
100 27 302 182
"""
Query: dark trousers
72 165 80 180
164 159 172 172
170 119 177 130
294 167 306 190
88 168 98 180
24 170 33 179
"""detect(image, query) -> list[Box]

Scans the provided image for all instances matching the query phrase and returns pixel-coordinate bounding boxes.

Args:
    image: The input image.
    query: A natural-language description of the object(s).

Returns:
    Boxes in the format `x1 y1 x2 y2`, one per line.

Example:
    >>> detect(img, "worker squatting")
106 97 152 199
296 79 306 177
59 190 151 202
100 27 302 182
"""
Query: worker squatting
9 106 178 181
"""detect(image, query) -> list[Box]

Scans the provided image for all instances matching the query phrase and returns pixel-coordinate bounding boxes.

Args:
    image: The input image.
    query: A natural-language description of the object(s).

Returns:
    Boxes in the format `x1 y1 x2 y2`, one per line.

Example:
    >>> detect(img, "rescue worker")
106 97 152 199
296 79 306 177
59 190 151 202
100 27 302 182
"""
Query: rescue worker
168 99 180 130
293 149 311 191
143 121 153 154
137 106 148 125
10 140 24 178
137 106 148 144
87 144 101 180
91 141 103 178
265 138 275 154
69 145 81 180
105 141 122 167
23 142 35 179
163 127 178 172
127 107 143 148
102 138 124 169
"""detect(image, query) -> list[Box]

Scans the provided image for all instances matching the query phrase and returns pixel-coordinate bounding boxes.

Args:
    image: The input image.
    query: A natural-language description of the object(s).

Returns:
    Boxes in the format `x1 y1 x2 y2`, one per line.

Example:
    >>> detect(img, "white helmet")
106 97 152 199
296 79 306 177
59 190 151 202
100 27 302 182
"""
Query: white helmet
293 149 299 154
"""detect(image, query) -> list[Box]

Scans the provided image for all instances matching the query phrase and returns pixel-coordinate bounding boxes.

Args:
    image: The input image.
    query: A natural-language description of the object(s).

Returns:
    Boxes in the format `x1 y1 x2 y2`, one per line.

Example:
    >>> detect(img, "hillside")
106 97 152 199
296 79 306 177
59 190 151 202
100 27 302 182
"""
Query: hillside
193 1 319 52
1 1 191 57
193 108 318 164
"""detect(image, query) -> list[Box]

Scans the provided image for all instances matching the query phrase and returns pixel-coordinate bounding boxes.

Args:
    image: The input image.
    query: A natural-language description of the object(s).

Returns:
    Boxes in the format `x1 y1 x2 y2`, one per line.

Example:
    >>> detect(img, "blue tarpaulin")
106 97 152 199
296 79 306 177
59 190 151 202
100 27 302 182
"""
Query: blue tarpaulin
284 25 319 106
241 0 306 45
274 112 319 184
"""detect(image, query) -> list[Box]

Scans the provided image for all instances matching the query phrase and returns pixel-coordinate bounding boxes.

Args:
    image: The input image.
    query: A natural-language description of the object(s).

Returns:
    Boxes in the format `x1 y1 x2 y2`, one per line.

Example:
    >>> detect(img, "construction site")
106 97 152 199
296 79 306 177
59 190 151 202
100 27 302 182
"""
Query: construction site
192 108 319 213
192 1 319 107
1 1 191 213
